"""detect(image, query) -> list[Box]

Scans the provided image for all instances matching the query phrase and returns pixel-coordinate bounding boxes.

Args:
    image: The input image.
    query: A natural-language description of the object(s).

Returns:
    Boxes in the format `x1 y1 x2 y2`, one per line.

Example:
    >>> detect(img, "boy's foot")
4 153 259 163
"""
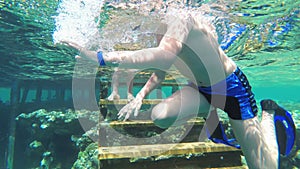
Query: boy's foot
107 92 120 101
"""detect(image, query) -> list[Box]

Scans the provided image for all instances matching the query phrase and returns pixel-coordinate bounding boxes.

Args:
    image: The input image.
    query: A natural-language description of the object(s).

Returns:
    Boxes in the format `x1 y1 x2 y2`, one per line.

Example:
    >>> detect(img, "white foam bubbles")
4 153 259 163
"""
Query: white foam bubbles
53 0 103 48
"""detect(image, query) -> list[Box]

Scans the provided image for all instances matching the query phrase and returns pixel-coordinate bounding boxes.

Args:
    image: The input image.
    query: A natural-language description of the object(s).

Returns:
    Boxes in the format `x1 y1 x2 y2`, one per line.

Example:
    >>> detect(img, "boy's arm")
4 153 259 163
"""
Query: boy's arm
118 70 166 121
63 42 179 71
136 70 166 100
62 16 193 71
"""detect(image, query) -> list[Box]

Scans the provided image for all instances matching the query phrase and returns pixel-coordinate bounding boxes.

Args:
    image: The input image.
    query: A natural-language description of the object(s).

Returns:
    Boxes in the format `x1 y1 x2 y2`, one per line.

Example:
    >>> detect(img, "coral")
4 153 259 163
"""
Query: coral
16 109 99 169
72 143 99 169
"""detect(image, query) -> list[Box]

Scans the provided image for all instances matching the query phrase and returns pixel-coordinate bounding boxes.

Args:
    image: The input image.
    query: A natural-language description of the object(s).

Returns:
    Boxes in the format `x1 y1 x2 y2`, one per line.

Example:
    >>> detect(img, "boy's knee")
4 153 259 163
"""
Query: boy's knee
151 103 175 129
152 116 175 129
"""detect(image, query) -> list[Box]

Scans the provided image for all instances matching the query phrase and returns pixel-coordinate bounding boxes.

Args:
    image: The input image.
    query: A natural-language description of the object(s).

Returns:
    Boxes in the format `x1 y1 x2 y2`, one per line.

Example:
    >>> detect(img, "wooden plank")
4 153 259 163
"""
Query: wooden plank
116 81 186 86
207 167 248 169
100 119 206 127
98 142 240 160
99 99 163 105
7 81 20 169
99 151 245 169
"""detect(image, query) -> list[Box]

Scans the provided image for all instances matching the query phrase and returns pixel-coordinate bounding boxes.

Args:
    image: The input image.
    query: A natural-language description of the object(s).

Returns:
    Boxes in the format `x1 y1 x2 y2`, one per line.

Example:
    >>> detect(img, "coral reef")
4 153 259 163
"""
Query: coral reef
14 106 300 169
16 109 99 169
72 142 99 169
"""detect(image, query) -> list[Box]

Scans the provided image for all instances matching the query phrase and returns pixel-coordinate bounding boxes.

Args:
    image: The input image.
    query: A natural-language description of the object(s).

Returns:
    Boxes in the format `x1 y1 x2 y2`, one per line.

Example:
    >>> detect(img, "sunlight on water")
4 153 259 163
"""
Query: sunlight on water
50 0 300 89
53 0 103 47
228 0 300 25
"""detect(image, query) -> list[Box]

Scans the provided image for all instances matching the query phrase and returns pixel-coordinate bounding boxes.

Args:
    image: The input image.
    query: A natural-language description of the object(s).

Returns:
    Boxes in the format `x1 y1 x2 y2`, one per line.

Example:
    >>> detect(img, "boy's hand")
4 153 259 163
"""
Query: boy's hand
118 95 143 121
60 40 83 52
61 40 97 62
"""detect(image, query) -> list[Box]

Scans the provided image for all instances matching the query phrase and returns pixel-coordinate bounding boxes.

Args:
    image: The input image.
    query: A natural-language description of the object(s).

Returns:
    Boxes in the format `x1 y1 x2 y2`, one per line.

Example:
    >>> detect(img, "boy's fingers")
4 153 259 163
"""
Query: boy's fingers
60 41 81 50
75 55 81 59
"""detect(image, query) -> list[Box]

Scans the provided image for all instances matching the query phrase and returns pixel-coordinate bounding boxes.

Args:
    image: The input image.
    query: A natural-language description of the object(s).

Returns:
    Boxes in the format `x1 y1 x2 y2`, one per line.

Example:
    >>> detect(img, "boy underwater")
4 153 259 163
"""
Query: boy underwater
63 12 295 169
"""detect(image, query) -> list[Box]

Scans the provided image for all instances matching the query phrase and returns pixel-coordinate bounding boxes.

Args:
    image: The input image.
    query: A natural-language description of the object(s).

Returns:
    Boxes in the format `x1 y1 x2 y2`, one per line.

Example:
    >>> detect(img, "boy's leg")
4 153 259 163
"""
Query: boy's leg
126 70 136 101
260 99 296 156
261 109 279 156
230 117 278 169
151 86 211 128
107 68 121 101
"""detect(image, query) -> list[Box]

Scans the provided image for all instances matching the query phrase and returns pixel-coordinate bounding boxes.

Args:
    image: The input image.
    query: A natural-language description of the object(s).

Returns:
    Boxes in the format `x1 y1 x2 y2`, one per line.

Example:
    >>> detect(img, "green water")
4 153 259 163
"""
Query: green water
0 0 300 168
0 1 298 78
1 0 299 106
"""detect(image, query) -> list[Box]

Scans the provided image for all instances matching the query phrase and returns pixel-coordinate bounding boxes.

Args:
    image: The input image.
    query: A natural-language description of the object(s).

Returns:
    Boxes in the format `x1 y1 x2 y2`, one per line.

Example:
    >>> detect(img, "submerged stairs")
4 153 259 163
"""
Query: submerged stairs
97 66 246 169
97 98 246 169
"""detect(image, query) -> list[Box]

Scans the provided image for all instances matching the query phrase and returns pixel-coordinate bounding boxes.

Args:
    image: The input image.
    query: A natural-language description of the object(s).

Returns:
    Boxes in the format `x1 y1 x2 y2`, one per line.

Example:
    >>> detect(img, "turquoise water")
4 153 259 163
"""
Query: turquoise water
0 0 300 168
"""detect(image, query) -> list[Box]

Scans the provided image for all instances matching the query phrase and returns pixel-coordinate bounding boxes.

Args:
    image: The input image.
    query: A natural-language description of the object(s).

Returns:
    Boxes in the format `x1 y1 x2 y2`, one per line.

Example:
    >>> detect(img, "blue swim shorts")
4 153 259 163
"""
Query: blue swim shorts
196 67 258 120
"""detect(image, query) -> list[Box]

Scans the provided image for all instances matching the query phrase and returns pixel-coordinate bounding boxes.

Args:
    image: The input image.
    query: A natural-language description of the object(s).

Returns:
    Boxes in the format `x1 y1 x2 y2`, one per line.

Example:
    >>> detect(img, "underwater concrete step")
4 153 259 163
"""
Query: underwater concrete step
204 167 248 169
115 80 186 86
98 142 243 169
99 99 171 121
98 119 231 145
100 118 206 127
98 142 240 160
98 119 211 144
99 99 163 105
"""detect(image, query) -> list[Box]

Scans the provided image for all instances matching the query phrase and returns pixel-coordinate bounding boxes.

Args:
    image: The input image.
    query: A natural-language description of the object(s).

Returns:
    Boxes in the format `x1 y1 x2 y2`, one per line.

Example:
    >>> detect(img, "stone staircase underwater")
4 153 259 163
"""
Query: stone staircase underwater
97 75 247 169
